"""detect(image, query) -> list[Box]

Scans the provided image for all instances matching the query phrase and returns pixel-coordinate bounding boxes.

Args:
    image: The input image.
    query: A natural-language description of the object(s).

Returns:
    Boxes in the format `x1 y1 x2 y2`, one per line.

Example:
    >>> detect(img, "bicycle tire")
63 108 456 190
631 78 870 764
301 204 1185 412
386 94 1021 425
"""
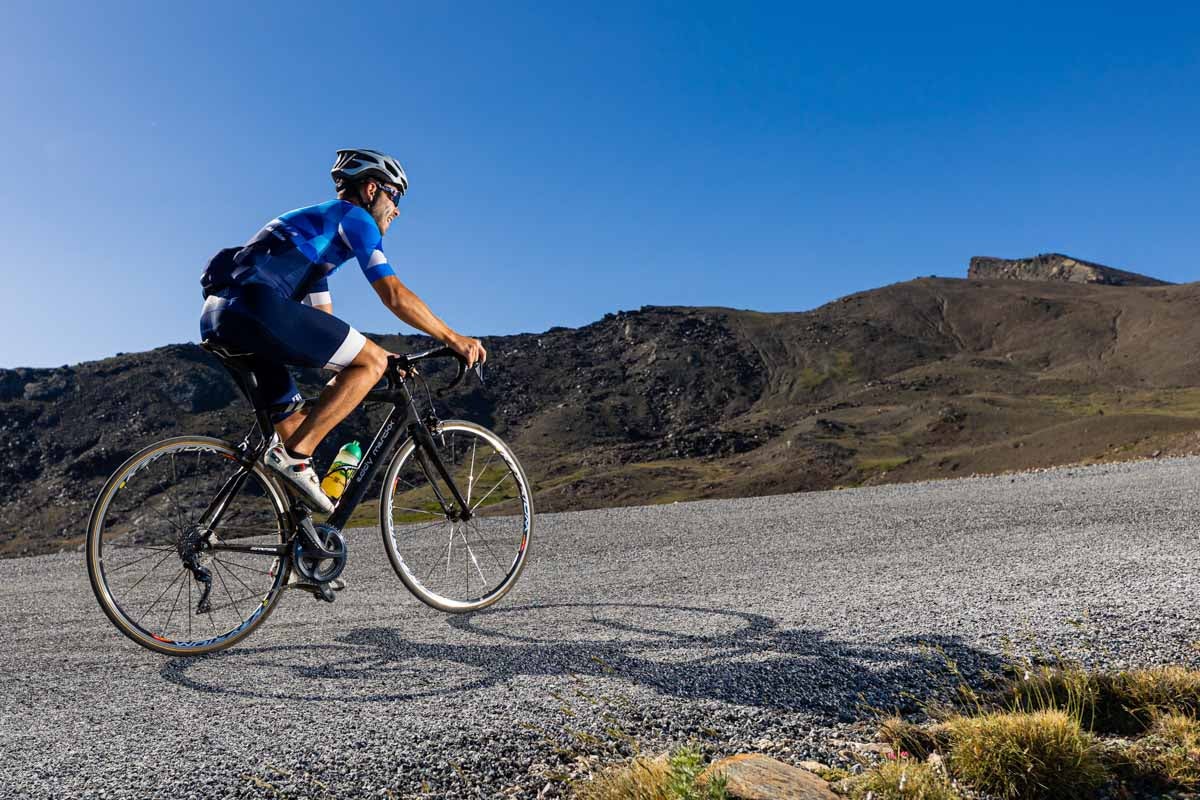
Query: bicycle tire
379 420 533 613
86 436 290 656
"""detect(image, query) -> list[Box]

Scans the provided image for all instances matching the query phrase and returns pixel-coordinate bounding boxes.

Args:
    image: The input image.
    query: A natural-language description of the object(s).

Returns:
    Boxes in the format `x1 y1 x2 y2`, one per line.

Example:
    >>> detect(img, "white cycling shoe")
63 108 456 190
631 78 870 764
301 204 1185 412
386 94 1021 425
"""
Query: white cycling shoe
263 442 335 514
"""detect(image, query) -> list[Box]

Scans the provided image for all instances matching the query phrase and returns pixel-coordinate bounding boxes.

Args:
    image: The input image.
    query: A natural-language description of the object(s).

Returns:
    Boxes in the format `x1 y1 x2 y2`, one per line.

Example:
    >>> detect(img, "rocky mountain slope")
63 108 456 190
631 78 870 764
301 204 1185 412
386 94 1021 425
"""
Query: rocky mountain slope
6 274 1200 556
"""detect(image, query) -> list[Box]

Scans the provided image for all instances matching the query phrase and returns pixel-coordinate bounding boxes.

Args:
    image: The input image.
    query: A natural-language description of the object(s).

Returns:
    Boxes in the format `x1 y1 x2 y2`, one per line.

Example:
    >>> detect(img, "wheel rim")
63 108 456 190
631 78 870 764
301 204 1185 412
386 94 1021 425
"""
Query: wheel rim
382 422 531 611
89 439 287 652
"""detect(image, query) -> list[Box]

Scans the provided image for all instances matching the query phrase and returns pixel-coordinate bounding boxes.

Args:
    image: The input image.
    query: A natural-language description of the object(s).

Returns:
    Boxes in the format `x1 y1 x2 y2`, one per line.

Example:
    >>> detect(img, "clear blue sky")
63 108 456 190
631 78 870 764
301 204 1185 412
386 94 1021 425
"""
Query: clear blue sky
3 1 1197 368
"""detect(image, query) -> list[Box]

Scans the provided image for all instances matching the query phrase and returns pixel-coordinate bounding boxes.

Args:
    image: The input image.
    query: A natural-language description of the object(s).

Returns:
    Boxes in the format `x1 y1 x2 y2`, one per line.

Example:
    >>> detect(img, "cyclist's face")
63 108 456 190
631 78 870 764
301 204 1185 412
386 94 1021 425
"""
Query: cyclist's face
368 181 401 235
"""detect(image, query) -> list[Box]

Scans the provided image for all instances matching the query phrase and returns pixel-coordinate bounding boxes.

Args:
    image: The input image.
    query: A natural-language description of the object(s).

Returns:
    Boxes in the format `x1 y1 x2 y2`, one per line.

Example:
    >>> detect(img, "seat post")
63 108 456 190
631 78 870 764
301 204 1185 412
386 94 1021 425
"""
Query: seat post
200 339 278 446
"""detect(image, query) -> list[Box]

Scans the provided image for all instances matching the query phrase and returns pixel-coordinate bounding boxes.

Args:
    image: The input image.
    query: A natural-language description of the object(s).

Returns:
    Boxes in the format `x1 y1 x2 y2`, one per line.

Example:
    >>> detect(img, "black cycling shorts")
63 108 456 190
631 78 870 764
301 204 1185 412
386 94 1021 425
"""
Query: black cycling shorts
199 283 366 421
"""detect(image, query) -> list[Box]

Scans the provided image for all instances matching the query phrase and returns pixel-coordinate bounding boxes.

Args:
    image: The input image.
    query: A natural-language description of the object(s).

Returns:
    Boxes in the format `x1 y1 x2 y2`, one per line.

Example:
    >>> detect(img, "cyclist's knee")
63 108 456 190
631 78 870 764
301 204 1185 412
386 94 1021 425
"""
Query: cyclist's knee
354 340 388 379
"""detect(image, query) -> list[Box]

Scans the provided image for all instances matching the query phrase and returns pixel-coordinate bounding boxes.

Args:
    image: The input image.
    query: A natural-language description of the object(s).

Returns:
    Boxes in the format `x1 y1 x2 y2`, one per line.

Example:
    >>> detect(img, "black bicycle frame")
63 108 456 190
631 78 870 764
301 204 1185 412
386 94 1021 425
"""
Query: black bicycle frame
205 348 473 557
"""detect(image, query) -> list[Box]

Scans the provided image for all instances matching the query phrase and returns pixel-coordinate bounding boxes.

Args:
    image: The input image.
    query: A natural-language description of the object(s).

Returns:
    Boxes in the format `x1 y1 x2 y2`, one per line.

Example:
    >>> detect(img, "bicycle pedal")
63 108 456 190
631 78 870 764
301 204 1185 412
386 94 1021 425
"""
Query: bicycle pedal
290 579 343 601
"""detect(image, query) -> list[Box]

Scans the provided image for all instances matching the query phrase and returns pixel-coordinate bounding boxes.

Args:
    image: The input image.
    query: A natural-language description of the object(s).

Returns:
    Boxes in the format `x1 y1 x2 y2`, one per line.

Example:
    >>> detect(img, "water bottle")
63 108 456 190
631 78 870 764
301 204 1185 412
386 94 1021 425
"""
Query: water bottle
321 441 362 501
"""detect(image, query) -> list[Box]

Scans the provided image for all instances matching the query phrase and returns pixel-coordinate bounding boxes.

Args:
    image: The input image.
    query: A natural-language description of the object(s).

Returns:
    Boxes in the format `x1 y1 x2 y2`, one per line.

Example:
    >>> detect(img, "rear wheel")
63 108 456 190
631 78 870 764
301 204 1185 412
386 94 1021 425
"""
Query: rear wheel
86 436 289 655
379 420 533 612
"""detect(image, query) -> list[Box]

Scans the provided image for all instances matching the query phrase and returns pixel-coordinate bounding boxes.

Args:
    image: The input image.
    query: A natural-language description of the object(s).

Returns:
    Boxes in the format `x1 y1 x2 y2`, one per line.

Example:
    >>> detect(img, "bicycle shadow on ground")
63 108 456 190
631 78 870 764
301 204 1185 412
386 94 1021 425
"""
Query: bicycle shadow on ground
160 602 1006 721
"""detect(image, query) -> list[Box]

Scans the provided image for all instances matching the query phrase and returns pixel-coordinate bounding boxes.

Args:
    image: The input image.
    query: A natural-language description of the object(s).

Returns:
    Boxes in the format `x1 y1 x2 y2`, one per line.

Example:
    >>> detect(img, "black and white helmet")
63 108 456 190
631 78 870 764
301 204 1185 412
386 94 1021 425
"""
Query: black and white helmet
331 148 408 195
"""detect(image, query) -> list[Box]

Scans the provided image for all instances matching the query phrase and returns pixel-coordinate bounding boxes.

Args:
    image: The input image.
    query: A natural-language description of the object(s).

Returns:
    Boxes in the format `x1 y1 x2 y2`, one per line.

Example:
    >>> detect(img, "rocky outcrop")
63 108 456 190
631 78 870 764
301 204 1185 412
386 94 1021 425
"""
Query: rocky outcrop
701 754 839 799
968 253 1170 287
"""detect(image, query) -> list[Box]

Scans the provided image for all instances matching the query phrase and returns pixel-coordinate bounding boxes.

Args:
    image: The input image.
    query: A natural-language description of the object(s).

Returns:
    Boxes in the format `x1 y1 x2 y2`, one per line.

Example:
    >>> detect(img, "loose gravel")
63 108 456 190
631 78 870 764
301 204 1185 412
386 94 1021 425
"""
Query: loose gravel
3 456 1200 798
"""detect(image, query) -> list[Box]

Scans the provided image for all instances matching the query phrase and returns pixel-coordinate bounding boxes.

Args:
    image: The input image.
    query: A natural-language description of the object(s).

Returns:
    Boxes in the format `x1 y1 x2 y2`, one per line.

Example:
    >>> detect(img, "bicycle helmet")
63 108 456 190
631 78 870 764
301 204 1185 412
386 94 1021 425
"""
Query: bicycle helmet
331 148 408 195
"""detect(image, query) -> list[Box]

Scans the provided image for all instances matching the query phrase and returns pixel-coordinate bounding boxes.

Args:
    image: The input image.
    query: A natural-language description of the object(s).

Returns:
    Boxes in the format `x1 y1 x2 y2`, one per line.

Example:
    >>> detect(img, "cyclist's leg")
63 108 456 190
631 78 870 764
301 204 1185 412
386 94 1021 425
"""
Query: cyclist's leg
285 340 387 455
274 405 307 442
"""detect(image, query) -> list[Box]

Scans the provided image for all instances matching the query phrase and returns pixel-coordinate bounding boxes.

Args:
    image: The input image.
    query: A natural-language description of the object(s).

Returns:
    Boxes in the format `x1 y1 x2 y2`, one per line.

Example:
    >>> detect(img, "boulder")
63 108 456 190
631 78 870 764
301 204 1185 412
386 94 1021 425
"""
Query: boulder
700 754 838 800
23 372 74 401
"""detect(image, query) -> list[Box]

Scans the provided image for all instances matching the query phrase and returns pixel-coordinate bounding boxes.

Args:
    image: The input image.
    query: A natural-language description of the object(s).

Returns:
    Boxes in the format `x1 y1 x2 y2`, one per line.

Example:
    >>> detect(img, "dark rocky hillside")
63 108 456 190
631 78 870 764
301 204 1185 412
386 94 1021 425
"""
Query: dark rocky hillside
7 274 1200 557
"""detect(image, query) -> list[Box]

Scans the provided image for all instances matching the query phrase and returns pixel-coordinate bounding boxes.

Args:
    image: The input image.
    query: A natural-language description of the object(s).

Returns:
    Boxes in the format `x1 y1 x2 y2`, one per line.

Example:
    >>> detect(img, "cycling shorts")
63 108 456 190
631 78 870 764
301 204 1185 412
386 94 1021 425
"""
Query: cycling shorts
199 284 366 421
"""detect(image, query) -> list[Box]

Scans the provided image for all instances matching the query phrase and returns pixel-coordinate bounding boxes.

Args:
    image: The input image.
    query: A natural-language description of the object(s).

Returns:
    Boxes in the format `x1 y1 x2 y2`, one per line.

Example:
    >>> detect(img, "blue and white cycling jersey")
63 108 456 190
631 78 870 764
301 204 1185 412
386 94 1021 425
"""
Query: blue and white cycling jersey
204 200 397 306
198 199 397 413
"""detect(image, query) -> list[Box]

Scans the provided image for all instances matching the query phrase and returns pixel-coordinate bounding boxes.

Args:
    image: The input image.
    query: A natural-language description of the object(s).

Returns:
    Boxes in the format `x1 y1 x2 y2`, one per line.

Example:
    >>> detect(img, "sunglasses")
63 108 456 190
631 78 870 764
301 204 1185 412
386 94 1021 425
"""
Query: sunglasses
376 184 403 205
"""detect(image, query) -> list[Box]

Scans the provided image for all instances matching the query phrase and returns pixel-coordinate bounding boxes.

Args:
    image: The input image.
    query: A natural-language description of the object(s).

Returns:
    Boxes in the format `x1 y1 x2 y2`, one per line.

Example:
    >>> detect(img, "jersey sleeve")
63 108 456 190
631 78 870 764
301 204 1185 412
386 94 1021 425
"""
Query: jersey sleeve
338 206 396 283
301 277 331 307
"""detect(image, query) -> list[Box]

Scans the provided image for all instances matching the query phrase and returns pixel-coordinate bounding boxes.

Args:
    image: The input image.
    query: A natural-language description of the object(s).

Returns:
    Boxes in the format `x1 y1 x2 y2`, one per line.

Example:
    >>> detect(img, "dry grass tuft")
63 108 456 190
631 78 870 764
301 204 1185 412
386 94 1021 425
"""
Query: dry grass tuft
573 747 727 800
1116 712 1200 791
1005 665 1200 735
846 758 961 800
574 755 672 800
947 709 1105 800
877 717 952 761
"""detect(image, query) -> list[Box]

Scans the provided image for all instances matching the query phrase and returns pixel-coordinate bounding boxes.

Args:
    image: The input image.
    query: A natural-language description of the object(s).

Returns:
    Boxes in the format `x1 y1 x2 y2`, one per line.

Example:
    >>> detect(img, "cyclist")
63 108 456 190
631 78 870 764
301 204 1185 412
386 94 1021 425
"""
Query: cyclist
199 148 486 514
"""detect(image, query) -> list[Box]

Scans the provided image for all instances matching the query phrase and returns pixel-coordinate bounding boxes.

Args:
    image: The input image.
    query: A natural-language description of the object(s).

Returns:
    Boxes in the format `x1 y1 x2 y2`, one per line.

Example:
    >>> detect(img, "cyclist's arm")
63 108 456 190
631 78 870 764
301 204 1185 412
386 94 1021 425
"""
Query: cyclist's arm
341 206 484 362
371 274 455 340
371 275 486 363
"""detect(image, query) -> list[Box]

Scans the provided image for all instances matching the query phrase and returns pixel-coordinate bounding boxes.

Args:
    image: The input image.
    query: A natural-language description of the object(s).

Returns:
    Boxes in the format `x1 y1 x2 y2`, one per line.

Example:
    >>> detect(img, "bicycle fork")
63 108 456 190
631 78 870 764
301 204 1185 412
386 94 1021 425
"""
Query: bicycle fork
411 422 473 521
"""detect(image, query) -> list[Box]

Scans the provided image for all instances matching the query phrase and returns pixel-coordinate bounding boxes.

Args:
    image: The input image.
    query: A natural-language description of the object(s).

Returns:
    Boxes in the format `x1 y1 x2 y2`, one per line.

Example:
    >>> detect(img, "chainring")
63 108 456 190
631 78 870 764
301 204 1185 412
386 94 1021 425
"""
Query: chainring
291 523 347 583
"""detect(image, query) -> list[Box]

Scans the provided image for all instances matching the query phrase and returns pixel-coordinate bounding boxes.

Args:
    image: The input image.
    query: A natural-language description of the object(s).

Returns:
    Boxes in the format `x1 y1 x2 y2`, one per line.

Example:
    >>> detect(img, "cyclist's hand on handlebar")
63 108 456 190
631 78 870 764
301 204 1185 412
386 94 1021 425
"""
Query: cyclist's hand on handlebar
384 349 407 379
450 334 487 367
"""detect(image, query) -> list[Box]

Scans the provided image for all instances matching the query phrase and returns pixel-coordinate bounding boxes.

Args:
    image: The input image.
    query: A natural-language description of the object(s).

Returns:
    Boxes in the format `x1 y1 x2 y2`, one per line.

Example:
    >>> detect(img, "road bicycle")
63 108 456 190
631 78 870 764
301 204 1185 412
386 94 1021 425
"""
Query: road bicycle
86 342 533 656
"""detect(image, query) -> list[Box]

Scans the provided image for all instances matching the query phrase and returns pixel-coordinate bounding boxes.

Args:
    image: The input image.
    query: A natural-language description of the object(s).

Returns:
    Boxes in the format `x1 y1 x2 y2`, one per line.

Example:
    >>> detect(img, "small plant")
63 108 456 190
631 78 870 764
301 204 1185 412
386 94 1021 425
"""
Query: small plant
667 748 727 800
573 746 727 800
847 758 961 800
947 710 1105 800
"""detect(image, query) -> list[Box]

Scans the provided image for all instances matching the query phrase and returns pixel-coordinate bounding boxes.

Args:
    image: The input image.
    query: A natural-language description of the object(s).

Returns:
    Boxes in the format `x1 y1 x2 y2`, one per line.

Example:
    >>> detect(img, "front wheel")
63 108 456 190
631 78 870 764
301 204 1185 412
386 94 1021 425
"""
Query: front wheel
379 420 533 612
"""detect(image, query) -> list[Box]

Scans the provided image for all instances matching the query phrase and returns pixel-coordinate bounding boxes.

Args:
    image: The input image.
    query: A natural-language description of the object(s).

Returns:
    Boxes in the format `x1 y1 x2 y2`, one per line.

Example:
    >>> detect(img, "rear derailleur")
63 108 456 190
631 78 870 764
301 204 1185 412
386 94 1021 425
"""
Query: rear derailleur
178 525 214 614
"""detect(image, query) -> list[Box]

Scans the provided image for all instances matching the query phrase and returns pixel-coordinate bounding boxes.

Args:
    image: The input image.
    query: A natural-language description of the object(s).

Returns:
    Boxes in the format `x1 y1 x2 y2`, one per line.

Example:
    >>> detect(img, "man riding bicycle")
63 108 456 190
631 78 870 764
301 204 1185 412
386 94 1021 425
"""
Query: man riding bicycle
199 148 486 514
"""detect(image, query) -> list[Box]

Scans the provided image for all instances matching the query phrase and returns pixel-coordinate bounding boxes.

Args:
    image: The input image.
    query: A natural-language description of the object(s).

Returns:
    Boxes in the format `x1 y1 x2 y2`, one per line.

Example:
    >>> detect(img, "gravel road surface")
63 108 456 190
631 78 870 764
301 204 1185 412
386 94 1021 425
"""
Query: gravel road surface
4 457 1200 798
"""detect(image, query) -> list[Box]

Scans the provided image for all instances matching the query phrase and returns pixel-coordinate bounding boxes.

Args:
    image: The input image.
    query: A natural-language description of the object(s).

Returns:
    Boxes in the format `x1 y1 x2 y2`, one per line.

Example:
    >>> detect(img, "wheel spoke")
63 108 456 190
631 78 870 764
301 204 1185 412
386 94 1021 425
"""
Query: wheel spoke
119 549 178 595
213 561 245 622
212 557 274 577
470 472 512 511
466 517 510 572
161 572 188 638
135 567 186 626
213 557 261 598
467 438 477 504
105 547 177 573
156 477 190 535
393 519 452 536
205 589 270 615
457 527 489 586
392 506 442 517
